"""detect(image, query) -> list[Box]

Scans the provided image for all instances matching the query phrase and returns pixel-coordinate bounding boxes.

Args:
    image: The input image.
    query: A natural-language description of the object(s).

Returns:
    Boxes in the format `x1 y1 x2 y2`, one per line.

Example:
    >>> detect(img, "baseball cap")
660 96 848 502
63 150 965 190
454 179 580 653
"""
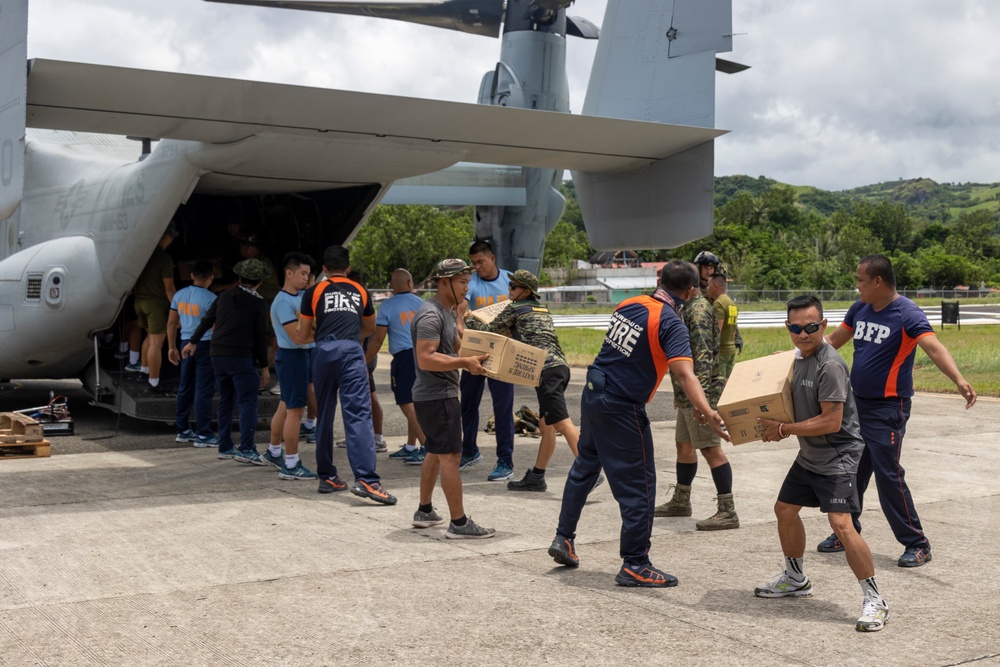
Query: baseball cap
432 258 474 279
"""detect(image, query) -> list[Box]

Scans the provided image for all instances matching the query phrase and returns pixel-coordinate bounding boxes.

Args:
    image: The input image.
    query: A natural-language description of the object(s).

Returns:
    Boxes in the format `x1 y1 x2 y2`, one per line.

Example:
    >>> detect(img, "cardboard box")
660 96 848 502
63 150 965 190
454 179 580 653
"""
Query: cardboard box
717 350 796 445
459 330 546 387
468 299 511 325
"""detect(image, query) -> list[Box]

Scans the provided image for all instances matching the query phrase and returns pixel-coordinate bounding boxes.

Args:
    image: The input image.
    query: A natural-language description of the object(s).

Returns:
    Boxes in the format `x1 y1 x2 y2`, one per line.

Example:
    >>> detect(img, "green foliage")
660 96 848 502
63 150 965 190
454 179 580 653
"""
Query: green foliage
543 219 591 270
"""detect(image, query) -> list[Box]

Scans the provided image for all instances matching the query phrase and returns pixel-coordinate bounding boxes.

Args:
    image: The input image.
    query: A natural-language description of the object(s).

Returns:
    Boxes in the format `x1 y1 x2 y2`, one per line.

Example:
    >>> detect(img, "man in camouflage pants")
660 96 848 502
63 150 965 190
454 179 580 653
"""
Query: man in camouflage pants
470 270 586 492
655 262 739 530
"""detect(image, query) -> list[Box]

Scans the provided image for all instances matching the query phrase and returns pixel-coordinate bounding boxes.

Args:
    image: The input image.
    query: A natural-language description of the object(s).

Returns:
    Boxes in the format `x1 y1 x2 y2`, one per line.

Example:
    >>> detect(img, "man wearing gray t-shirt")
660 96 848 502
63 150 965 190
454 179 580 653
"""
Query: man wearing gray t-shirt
409 258 495 539
754 295 890 633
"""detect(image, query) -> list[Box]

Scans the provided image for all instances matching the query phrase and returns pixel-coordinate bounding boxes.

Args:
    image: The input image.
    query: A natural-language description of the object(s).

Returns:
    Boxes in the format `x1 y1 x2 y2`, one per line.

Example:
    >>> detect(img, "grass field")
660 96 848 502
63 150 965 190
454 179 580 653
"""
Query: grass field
559 324 1000 397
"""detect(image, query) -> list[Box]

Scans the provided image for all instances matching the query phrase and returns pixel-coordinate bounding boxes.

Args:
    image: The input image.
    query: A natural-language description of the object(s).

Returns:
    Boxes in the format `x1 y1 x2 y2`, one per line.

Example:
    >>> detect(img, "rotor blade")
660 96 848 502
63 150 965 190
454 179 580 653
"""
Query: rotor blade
204 0 504 37
566 15 599 39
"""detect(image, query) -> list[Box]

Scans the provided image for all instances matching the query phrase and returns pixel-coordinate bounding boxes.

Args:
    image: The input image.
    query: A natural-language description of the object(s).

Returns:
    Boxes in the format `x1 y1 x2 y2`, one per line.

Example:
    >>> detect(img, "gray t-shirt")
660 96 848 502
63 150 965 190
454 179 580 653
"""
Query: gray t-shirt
411 298 460 401
791 343 865 476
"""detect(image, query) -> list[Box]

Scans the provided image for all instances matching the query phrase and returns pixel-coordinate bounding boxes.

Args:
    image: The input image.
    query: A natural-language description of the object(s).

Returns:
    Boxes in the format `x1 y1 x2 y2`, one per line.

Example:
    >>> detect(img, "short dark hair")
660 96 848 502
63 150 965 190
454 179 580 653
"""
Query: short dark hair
347 270 364 285
659 261 699 292
323 245 350 272
282 251 314 273
709 273 728 288
469 240 494 257
786 294 824 319
859 254 896 287
190 259 215 280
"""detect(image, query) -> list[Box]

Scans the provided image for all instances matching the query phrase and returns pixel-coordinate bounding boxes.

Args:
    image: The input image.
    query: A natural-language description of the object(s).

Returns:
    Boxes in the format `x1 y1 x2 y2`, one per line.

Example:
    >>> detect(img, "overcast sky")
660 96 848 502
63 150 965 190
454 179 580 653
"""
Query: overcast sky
26 0 1000 191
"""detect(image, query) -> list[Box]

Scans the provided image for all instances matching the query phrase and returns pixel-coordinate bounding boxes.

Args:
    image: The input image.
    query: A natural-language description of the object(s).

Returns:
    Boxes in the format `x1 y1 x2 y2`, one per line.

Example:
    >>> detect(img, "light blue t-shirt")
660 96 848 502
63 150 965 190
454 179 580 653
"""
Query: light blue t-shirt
467 267 510 311
170 285 216 341
271 290 315 350
376 292 425 356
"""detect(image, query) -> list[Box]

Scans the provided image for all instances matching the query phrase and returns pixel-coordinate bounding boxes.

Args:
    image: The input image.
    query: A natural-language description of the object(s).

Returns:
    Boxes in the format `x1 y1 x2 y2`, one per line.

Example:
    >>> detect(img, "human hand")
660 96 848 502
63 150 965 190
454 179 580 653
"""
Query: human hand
465 354 490 375
958 380 977 409
168 349 180 366
757 418 785 442
181 343 196 359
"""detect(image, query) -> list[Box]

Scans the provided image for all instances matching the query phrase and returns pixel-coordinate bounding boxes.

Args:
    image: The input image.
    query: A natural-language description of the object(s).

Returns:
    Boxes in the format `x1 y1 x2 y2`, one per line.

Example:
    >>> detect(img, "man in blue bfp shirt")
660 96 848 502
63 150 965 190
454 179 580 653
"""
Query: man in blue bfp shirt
817 254 976 568
548 261 729 588
168 259 217 446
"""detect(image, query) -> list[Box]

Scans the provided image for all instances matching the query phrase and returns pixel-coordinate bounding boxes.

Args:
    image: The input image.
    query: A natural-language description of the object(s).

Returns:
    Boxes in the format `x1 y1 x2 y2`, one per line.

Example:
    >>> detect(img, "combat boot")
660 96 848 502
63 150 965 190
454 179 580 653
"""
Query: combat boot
696 493 740 531
654 484 692 517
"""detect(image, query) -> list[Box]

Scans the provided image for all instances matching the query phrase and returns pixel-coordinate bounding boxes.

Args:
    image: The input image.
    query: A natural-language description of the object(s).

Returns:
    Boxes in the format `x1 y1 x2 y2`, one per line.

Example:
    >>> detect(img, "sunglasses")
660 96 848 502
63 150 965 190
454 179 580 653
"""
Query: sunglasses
786 321 824 335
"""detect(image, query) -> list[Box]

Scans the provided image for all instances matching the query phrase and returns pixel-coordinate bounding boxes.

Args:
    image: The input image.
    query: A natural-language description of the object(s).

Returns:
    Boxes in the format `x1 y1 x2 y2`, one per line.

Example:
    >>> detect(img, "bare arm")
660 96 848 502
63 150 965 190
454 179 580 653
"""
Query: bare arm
365 326 388 365
360 313 376 339
759 401 843 441
415 338 486 374
163 278 177 303
669 359 730 441
825 324 853 350
166 310 181 365
918 335 977 408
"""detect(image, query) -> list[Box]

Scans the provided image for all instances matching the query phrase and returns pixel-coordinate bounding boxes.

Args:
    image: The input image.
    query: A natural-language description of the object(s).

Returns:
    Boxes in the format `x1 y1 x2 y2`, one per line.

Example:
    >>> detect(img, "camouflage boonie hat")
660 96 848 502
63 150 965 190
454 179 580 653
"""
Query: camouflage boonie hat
432 258 474 279
507 270 540 299
233 258 271 281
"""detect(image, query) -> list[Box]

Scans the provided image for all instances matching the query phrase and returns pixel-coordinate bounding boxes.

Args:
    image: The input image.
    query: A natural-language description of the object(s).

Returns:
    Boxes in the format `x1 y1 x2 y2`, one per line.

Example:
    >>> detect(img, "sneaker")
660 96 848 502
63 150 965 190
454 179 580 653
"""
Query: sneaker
146 383 172 396
279 462 318 480
318 476 347 493
374 436 387 453
233 449 267 466
508 469 547 492
817 533 845 553
389 445 418 460
124 362 142 373
350 480 398 505
459 451 483 470
269 382 282 396
299 424 317 444
445 516 496 539
114 349 129 359
262 449 284 470
754 572 813 598
856 593 890 632
487 459 514 482
335 439 347 448
175 429 197 443
412 507 445 528
548 535 579 567
593 473 606 489
193 435 219 448
217 448 239 460
403 447 427 466
898 545 932 568
615 563 678 588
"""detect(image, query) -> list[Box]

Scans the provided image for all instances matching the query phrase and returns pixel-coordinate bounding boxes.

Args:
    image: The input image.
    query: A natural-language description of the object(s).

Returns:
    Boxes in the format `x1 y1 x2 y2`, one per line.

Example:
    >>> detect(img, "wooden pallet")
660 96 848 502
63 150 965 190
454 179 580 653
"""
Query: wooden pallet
0 412 50 458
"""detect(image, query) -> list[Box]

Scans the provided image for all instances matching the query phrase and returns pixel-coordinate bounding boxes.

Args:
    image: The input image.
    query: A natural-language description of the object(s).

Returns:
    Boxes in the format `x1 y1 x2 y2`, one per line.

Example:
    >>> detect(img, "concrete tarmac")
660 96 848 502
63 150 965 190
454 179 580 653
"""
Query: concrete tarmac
1 366 998 666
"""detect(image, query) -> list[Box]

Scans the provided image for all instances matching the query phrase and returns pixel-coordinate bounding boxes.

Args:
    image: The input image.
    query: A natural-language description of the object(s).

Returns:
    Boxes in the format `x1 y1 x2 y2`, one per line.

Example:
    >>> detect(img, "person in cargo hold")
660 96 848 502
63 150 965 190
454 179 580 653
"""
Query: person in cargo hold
548 261 729 588
755 295 889 633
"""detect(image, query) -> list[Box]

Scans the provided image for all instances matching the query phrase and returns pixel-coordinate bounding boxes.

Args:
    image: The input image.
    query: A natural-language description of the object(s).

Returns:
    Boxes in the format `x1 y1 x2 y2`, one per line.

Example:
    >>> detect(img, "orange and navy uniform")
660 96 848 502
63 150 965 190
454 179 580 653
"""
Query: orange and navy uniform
840 297 934 399
300 276 373 342
592 295 693 404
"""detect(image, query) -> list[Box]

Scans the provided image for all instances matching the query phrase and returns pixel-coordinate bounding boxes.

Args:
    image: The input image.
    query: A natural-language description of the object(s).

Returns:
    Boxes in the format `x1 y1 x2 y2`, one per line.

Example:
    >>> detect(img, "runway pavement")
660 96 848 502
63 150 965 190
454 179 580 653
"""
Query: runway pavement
2 363 999 666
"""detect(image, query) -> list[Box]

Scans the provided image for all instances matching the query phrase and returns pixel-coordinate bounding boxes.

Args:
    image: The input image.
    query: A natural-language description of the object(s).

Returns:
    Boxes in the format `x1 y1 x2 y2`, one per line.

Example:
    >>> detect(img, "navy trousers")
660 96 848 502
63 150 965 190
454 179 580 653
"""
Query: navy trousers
312 337 378 484
460 371 515 466
176 339 215 438
557 380 654 567
853 396 929 549
213 355 259 452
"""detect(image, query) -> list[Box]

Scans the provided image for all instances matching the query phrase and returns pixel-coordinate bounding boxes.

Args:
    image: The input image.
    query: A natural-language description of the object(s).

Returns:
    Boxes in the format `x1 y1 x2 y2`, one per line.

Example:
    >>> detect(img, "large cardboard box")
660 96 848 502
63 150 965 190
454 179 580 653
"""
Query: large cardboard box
717 350 796 445
459 330 546 387
467 299 511 325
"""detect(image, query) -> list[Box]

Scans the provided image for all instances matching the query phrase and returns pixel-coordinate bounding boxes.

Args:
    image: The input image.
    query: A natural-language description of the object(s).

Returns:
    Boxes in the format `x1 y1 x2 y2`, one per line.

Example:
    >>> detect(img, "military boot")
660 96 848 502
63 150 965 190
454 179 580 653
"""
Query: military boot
654 484 692 517
696 493 740 531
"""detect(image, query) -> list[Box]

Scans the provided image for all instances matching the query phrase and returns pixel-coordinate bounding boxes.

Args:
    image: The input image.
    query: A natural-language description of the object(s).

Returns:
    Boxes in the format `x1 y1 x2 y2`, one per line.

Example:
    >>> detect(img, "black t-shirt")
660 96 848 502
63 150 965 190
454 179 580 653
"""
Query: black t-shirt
300 277 373 341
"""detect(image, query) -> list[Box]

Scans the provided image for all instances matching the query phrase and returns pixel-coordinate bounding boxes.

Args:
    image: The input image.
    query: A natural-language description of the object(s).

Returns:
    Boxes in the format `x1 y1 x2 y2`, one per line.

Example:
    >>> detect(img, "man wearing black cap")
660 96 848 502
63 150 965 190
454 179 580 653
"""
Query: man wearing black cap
183 258 271 463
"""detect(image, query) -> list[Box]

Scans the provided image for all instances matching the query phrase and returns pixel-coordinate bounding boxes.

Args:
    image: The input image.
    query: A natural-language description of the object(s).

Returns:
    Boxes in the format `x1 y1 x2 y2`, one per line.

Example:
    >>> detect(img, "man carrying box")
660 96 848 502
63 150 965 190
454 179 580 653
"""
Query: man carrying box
755 295 889 633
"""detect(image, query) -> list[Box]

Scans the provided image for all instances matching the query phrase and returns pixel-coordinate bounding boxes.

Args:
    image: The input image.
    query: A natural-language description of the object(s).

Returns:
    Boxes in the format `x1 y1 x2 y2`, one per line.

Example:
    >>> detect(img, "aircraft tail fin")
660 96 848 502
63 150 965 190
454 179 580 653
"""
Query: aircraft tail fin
572 0 732 250
0 0 28 223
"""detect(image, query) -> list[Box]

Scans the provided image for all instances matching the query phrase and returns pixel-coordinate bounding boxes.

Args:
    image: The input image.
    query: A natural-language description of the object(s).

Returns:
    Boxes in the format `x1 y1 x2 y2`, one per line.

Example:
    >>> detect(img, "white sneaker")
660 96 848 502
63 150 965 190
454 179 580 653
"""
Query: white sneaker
269 383 282 396
856 593 889 632
374 435 387 453
754 572 813 598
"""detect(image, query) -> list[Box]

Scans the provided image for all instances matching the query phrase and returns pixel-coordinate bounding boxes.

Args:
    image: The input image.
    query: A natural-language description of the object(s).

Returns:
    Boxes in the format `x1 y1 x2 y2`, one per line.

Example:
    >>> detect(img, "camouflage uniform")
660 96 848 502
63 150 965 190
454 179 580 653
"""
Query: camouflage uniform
670 293 725 410
481 299 568 372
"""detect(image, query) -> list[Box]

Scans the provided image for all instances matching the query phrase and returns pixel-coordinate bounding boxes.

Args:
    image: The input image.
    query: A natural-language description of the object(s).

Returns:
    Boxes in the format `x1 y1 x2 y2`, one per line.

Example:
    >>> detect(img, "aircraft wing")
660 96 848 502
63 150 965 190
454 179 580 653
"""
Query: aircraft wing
25 59 724 194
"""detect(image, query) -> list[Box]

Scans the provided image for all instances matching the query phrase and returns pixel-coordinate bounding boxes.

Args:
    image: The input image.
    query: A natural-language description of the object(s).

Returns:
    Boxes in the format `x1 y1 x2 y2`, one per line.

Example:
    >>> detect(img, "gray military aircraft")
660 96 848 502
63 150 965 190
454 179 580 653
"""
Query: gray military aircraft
0 0 733 417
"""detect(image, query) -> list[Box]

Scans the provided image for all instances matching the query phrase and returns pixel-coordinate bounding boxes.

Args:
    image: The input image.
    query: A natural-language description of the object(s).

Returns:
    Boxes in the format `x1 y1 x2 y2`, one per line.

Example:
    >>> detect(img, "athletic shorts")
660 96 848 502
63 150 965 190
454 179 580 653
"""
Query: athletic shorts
414 398 462 455
134 298 170 335
275 348 310 409
390 348 417 406
778 460 861 514
675 406 721 449
534 365 570 425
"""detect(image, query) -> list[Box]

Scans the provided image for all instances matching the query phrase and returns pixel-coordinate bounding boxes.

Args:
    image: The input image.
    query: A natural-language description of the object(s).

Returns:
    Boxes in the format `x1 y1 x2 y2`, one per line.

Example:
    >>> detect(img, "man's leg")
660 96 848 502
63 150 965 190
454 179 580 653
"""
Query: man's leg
437 452 465 520
336 345 378 483
695 444 740 531
460 371 487 457
175 343 195 435
312 343 340 480
829 512 874 580
213 357 235 452
146 333 167 383
400 403 425 446
488 378 515 467
193 341 216 438
775 500 806 558
283 407 304 456
232 358 259 452
555 404 602 541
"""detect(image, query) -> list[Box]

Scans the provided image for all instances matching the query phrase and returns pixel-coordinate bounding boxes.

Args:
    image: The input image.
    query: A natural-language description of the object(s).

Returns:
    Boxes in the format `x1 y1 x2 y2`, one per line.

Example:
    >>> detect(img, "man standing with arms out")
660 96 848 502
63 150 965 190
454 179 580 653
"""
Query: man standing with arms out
134 222 177 394
265 252 318 481
548 261 729 587
298 246 396 505
365 269 427 463
654 268 738 531
815 254 976 566
458 240 516 482
411 259 495 538
707 272 739 380
168 259 217 447
756 295 889 633
184 259 270 462
472 270 581 492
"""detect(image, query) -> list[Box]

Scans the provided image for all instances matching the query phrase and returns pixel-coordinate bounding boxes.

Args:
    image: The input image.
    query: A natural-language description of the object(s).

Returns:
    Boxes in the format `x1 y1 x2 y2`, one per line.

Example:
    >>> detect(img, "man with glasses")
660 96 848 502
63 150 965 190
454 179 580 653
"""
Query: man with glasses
755 295 889 633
